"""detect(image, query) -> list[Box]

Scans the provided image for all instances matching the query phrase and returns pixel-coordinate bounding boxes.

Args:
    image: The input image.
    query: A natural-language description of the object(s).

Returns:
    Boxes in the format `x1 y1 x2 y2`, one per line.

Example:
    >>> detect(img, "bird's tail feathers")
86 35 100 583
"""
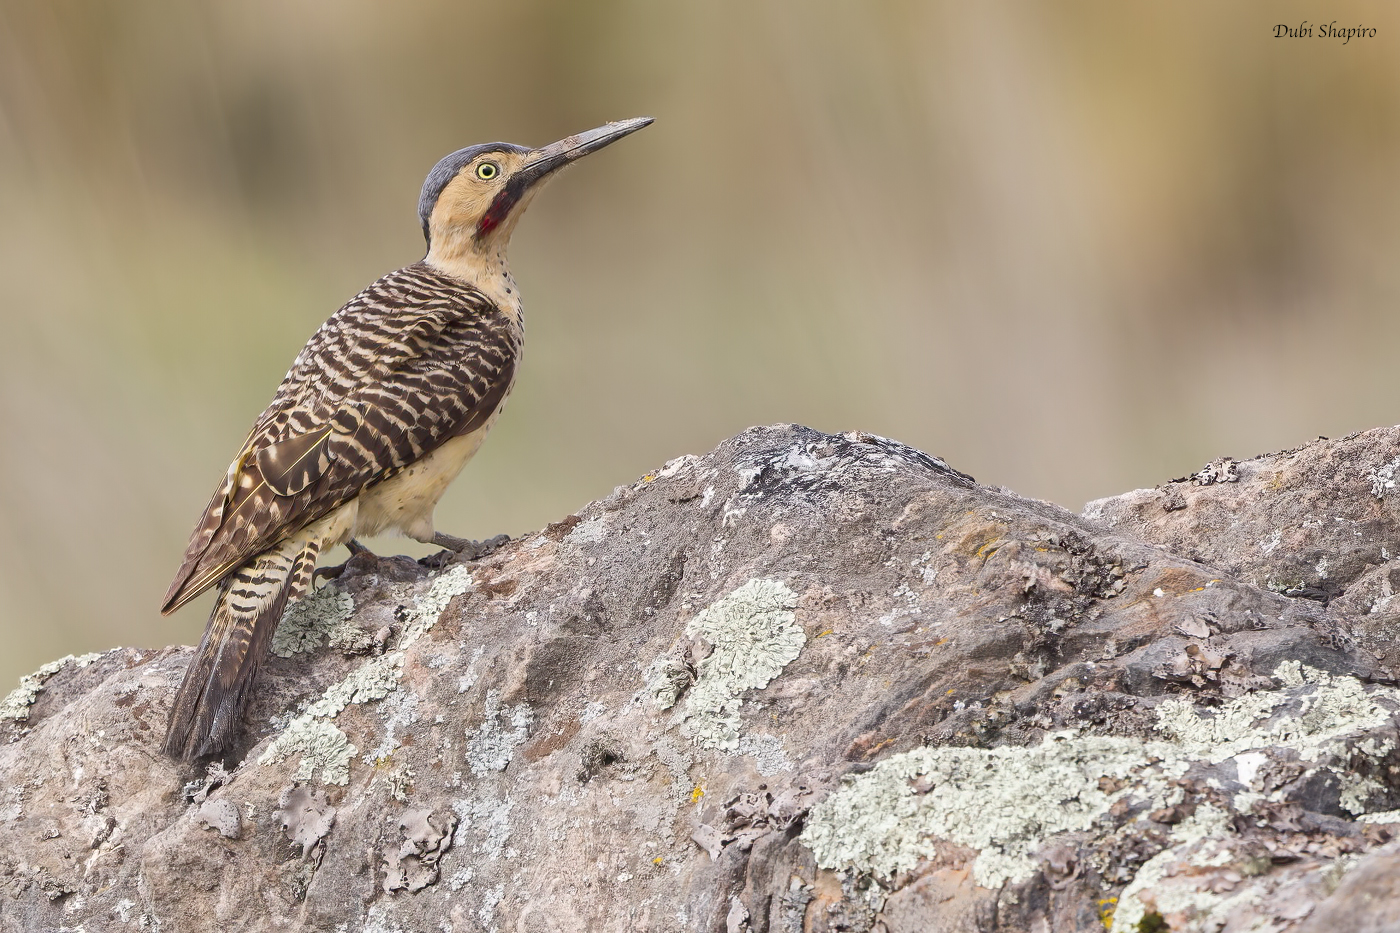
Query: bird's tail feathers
163 535 321 761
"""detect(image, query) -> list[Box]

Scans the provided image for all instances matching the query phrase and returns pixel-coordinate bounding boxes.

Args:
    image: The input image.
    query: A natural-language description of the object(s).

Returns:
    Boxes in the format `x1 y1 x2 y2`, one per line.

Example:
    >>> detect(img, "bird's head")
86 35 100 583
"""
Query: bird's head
419 117 653 276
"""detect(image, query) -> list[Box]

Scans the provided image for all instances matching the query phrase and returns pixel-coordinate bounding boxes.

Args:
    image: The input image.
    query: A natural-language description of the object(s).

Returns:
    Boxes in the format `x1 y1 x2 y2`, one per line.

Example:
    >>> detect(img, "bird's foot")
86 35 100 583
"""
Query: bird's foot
421 532 511 568
313 539 377 584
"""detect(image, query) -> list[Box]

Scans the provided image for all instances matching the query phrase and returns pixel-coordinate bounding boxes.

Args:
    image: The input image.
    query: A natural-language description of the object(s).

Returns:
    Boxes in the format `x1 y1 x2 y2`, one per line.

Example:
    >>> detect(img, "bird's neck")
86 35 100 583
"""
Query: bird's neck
424 238 523 323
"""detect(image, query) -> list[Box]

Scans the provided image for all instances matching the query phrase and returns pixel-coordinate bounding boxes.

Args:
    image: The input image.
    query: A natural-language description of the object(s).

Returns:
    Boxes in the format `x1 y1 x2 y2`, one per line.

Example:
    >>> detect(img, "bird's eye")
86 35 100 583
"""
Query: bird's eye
476 162 499 180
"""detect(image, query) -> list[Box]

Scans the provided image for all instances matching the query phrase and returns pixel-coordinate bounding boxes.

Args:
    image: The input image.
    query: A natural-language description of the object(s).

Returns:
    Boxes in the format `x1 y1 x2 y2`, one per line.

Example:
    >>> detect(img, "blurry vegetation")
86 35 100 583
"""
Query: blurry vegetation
2 0 1399 685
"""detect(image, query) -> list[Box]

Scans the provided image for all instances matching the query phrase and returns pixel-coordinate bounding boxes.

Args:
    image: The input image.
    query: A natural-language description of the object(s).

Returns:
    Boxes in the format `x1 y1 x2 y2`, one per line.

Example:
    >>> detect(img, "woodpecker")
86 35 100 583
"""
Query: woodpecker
161 117 653 760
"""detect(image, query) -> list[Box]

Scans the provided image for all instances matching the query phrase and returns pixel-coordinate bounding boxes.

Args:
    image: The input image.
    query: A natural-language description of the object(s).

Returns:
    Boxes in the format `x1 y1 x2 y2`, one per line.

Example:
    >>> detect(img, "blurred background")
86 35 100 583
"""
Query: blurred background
2 0 1399 687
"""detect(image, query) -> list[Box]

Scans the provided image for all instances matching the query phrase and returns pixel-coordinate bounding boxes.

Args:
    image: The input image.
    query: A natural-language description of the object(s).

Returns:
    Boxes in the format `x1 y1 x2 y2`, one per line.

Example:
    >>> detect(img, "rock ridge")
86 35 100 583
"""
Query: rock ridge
2 423 1400 932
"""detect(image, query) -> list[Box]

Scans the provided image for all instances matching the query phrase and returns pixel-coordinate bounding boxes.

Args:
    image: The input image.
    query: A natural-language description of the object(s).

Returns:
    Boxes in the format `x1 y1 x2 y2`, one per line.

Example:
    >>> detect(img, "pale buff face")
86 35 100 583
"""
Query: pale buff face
425 149 539 264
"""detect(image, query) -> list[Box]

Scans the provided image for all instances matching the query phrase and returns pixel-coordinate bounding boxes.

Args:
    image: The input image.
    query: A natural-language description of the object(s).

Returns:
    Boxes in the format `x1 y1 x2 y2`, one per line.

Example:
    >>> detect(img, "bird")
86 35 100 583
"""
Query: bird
160 117 654 761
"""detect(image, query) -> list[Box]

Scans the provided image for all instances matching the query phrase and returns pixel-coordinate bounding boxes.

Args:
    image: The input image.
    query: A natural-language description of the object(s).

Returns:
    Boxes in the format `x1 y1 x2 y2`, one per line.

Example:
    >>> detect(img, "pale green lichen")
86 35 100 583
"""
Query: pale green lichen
802 733 1186 888
681 579 804 750
307 654 405 719
1358 808 1400 824
1339 772 1390 816
1108 806 1239 933
644 655 691 711
801 663 1400 891
1274 659 1308 687
402 564 474 642
0 653 103 721
259 715 357 785
258 564 474 784
1156 661 1393 761
271 586 356 657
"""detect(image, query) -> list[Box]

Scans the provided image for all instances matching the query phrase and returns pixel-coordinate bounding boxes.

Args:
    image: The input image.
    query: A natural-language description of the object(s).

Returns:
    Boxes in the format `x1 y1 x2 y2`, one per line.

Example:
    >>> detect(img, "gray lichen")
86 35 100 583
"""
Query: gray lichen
1370 455 1400 498
276 785 336 860
196 798 243 840
0 653 102 722
737 733 793 776
362 689 421 765
451 793 515 860
382 808 457 893
565 514 609 546
466 690 533 777
652 737 695 799
680 578 805 750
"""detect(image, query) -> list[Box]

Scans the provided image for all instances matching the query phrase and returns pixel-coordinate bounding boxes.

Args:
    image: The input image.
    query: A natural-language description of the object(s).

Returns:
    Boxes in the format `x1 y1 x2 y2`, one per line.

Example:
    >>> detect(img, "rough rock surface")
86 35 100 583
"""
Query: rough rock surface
3 423 1400 932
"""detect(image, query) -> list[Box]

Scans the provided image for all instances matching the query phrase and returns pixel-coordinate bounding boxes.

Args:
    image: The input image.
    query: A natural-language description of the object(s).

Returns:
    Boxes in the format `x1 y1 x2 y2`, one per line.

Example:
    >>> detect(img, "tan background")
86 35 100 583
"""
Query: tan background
2 1 1398 689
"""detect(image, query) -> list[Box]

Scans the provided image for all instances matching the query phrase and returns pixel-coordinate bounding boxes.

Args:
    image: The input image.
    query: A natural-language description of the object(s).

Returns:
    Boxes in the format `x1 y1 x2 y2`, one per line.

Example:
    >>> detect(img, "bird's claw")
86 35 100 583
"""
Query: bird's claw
313 539 376 585
423 532 511 567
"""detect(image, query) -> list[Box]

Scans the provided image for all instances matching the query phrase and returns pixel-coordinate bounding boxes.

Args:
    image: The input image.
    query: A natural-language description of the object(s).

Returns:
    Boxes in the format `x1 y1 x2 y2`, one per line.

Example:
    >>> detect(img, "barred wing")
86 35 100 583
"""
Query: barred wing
162 264 519 613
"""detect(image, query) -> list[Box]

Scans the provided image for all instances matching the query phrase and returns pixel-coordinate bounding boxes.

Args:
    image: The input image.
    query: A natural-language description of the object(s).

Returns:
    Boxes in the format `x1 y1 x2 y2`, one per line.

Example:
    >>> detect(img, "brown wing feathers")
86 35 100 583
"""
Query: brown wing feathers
162 262 521 758
256 428 336 497
163 263 519 614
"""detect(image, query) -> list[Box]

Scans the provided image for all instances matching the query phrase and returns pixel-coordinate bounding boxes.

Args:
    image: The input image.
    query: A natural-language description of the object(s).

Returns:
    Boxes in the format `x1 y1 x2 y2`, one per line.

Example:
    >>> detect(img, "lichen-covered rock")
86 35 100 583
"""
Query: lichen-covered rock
1 423 1398 932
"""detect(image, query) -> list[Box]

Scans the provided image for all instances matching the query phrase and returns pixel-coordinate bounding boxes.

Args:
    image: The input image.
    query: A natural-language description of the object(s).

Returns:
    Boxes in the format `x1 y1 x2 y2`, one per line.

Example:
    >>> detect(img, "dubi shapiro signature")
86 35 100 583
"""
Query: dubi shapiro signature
1275 21 1376 45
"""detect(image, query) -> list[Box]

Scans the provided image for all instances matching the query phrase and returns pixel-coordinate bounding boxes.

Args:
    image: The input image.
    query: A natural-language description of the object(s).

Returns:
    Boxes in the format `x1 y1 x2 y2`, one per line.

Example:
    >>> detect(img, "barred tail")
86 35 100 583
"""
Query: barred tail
163 534 321 760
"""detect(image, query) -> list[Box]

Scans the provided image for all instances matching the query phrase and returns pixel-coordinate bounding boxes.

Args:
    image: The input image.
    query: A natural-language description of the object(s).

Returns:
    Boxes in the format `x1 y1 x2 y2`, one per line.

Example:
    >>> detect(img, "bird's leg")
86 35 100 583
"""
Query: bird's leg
425 532 511 565
313 538 377 584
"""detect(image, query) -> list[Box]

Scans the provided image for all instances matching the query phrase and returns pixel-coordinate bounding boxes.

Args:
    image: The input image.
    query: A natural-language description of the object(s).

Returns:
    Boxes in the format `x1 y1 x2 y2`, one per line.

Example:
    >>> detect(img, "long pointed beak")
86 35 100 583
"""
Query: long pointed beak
519 117 654 185
474 117 653 240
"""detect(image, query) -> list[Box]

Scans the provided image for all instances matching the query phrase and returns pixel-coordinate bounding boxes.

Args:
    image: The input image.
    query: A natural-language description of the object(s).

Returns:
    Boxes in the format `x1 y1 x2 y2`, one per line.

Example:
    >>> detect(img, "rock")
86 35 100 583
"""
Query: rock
1084 425 1400 673
1 423 1398 932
